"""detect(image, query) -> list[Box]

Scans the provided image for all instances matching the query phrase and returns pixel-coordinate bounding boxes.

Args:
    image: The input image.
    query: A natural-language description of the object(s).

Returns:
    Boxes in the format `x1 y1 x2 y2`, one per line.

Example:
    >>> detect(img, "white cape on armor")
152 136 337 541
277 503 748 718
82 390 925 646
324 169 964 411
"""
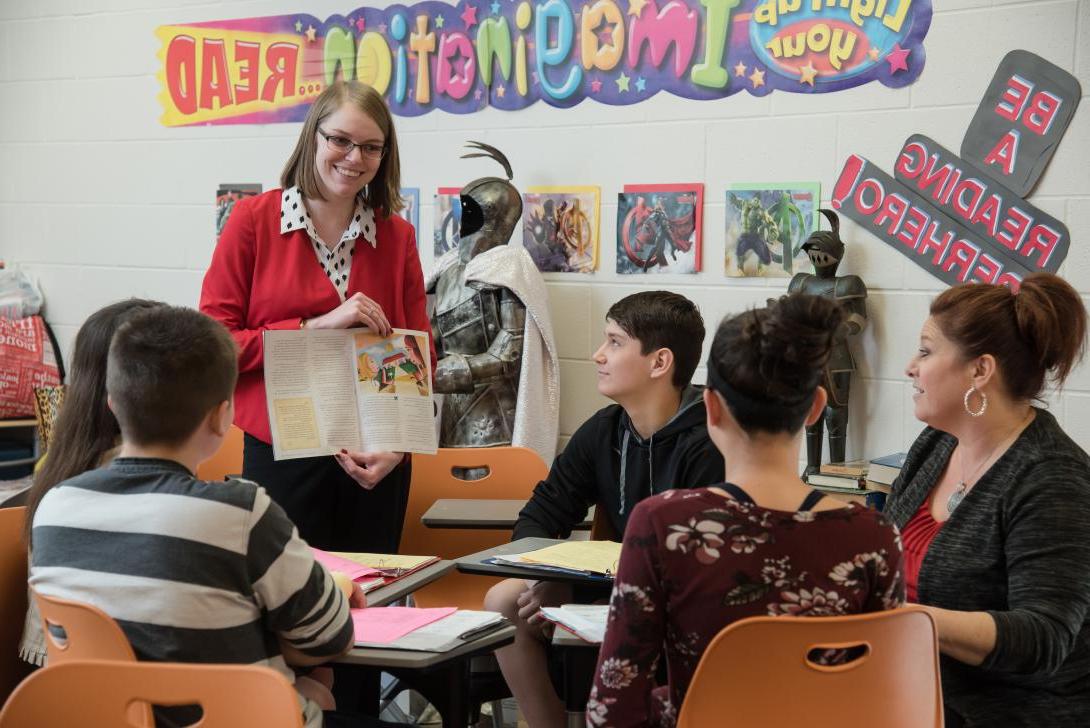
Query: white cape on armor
428 246 559 465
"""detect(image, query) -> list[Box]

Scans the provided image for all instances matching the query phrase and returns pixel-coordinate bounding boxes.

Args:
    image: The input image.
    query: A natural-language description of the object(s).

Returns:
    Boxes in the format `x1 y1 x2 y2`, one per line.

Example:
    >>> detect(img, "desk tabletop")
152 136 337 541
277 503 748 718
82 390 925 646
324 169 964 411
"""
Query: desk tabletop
422 499 593 530
364 560 454 607
454 537 614 585
338 623 516 669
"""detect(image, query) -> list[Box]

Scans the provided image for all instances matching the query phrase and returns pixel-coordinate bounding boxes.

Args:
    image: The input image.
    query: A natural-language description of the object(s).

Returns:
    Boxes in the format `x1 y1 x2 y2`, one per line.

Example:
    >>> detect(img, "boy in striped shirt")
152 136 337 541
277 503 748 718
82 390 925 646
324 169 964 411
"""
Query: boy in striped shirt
29 306 359 727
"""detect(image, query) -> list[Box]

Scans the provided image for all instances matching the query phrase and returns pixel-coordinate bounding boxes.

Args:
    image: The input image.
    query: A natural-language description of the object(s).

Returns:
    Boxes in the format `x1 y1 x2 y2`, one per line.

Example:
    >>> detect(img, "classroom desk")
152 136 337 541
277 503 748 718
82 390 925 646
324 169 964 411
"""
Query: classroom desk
552 628 600 728
335 623 515 728
454 537 615 586
363 559 454 607
0 477 31 508
422 499 593 530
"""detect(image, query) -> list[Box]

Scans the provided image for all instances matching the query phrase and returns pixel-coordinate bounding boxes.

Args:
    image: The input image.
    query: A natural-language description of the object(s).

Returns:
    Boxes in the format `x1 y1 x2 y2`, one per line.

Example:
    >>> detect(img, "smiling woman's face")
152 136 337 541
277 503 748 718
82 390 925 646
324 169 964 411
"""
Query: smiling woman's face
313 103 384 203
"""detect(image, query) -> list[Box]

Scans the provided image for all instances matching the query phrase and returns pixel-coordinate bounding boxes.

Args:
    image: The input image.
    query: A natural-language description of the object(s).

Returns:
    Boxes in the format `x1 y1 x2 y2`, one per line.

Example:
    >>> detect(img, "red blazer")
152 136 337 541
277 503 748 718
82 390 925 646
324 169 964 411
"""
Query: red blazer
200 188 433 444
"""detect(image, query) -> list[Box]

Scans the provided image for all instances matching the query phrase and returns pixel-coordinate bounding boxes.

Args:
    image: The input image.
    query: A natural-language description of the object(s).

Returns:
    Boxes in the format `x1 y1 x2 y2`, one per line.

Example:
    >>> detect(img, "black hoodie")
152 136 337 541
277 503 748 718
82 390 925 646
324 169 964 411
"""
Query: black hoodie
513 386 724 541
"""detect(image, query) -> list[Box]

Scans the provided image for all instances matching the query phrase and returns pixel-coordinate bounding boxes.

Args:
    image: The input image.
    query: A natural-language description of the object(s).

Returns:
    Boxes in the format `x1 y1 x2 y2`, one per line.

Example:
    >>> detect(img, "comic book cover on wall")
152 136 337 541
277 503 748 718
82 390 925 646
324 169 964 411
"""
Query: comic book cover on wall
724 184 819 277
216 183 261 242
433 187 461 258
616 185 703 274
522 187 600 273
397 187 420 244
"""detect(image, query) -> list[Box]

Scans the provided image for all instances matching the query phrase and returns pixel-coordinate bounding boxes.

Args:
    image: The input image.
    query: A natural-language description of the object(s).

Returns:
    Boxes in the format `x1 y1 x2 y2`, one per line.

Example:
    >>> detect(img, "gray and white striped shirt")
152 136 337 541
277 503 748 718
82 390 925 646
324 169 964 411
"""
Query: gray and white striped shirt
30 458 352 727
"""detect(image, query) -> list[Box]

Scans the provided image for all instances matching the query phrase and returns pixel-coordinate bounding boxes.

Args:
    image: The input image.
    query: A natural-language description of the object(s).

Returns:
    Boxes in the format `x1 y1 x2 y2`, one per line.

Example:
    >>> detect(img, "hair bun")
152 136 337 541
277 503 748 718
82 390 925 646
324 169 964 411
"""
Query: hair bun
1012 273 1086 384
757 294 845 378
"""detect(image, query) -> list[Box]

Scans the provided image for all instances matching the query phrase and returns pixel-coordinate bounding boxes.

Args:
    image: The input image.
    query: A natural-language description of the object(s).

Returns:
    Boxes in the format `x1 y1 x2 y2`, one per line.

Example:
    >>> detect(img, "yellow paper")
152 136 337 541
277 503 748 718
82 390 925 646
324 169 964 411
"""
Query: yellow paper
330 552 437 572
517 540 621 575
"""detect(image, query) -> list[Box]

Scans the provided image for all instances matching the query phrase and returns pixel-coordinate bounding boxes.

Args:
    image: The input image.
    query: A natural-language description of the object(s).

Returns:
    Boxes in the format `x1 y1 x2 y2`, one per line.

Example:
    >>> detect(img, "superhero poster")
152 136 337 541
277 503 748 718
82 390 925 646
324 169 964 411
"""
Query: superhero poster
433 187 462 258
616 184 703 274
724 183 819 278
522 186 600 273
216 183 261 242
397 187 420 245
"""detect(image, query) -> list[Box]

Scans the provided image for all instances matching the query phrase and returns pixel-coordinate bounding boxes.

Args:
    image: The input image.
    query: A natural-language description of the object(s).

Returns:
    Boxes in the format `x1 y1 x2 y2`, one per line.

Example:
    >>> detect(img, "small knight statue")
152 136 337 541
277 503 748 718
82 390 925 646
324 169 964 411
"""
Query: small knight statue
427 143 559 465
787 209 868 475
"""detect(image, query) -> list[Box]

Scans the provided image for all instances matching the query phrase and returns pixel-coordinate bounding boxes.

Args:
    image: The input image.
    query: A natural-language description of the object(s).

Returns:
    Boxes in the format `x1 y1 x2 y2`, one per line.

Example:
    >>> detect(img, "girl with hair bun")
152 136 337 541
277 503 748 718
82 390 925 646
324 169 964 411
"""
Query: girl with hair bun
589 293 905 728
888 272 1090 727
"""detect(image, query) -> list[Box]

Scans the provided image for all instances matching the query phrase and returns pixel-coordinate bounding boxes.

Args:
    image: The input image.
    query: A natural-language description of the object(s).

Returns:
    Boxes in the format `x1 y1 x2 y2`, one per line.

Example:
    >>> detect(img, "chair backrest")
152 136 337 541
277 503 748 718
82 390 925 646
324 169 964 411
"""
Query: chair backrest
0 660 303 728
0 508 31 701
401 447 548 608
196 424 244 482
32 590 138 663
676 607 944 728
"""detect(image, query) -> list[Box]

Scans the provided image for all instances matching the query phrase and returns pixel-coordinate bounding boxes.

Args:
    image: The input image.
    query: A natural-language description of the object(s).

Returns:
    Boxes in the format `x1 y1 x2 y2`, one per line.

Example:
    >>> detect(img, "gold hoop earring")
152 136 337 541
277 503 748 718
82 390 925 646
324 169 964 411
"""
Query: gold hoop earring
963 385 987 417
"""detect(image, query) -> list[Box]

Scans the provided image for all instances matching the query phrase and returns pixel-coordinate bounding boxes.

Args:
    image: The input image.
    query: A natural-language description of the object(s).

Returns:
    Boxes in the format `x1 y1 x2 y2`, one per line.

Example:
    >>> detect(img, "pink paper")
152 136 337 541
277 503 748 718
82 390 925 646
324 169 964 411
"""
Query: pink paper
351 607 458 644
311 548 381 581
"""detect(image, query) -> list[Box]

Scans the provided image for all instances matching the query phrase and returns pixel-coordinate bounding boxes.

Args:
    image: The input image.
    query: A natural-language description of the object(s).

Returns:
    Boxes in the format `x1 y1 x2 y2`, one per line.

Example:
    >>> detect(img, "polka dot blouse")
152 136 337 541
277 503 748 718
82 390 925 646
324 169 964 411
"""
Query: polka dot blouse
280 186 376 301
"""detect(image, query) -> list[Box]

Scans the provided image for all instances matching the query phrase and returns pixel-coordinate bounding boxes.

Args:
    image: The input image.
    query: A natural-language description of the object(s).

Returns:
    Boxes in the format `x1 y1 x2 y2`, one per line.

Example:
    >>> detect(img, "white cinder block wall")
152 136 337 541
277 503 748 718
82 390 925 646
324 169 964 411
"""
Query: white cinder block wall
2 0 1089 459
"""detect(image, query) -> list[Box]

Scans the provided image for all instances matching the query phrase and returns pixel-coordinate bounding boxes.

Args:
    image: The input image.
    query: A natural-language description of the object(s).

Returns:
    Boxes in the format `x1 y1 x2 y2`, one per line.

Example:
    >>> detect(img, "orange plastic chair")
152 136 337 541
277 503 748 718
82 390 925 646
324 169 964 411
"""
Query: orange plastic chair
197 424 244 481
676 606 944 728
0 660 303 728
32 590 153 726
0 507 31 702
32 590 138 663
401 446 548 608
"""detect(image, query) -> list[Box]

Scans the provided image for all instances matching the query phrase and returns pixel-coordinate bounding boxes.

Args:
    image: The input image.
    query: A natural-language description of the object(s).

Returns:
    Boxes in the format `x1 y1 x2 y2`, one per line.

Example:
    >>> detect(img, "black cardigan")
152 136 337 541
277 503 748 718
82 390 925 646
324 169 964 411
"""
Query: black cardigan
885 409 1090 727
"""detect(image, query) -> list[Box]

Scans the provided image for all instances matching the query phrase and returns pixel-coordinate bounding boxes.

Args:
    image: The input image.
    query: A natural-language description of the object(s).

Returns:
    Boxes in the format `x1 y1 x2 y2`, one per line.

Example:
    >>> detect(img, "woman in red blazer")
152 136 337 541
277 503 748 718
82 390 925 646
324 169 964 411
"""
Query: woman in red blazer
200 81 431 552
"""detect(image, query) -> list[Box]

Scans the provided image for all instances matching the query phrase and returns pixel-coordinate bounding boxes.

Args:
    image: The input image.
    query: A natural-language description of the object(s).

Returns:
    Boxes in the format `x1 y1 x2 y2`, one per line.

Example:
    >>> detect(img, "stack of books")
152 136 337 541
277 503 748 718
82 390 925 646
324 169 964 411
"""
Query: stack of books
806 454 904 509
806 460 868 491
866 452 907 491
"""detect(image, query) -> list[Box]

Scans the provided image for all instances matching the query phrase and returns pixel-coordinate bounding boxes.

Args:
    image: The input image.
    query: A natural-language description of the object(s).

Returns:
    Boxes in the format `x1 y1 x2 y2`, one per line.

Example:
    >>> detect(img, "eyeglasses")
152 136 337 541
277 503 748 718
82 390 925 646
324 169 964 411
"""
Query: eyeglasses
317 128 385 160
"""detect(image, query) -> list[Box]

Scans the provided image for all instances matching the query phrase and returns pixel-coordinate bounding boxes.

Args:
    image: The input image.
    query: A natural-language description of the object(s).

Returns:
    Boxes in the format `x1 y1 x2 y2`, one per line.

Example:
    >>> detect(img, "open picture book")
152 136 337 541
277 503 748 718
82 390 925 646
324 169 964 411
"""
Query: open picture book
263 327 437 460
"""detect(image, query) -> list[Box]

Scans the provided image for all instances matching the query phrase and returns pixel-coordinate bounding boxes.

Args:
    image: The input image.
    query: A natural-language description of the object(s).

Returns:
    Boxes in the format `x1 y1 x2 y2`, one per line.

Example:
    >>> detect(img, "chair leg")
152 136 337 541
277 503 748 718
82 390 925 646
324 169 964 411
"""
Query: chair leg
489 699 504 728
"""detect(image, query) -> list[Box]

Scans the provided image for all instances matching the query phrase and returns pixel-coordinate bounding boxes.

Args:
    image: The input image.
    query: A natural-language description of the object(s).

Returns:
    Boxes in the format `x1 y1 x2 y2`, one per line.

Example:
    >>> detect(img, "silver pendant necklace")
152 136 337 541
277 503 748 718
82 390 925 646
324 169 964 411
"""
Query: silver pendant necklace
947 482 968 513
948 413 1032 515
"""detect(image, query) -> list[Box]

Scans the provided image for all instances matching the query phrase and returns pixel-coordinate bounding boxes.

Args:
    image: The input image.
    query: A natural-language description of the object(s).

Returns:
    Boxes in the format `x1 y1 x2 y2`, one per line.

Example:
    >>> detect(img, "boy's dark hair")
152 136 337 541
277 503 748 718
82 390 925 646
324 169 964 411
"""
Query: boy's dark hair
707 293 844 434
606 291 705 389
24 298 163 544
107 306 238 447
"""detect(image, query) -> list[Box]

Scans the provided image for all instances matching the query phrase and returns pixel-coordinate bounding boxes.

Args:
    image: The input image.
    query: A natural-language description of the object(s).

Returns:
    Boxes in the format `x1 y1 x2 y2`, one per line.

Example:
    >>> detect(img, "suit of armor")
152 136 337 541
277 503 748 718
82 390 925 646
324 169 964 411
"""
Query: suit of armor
787 209 868 473
430 143 527 448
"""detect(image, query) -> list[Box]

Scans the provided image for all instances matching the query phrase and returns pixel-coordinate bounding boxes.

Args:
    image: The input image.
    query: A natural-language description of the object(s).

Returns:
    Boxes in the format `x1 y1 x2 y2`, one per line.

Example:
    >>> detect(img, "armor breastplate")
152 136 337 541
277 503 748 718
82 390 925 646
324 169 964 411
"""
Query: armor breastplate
431 269 525 449
433 287 502 357
789 273 857 376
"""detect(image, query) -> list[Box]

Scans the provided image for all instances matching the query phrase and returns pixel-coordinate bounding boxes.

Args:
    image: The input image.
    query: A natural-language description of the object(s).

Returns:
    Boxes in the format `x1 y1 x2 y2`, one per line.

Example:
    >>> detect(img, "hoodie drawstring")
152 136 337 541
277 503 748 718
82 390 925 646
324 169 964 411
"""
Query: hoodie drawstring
619 429 630 515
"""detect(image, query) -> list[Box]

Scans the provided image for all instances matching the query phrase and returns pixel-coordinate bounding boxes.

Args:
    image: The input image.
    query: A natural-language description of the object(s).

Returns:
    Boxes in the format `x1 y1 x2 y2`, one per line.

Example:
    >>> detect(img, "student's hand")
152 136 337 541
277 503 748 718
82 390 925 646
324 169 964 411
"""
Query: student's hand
349 581 367 609
334 450 405 489
306 293 392 336
516 580 568 623
331 571 367 609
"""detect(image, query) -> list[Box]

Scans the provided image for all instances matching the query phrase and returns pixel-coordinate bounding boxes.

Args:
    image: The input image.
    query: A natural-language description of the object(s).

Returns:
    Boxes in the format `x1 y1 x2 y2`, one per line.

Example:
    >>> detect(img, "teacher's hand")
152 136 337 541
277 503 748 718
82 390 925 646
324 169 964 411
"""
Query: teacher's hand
306 293 392 337
334 449 405 490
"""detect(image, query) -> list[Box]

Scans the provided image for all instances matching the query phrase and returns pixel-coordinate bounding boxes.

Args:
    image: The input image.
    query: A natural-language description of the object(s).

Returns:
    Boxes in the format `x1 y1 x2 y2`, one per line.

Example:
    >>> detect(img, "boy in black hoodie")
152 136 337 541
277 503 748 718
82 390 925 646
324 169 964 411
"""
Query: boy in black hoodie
484 290 724 728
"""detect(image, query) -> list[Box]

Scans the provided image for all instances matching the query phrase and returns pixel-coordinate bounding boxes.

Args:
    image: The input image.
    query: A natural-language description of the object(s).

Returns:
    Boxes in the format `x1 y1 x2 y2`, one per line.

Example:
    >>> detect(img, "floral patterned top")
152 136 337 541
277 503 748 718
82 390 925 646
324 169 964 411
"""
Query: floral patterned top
587 484 905 727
